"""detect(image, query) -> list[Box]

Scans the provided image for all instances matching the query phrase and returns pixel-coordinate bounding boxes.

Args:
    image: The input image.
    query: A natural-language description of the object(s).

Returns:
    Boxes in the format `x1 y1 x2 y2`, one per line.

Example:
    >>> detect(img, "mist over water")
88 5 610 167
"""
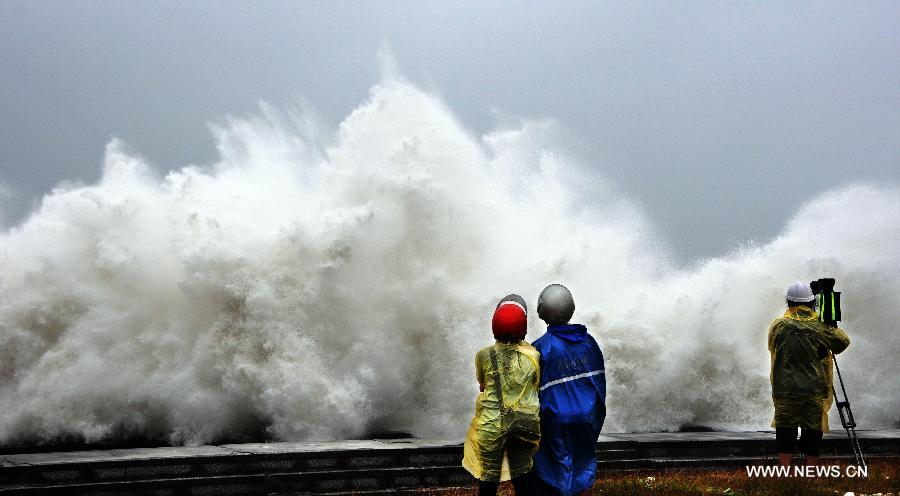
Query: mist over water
1 73 898 447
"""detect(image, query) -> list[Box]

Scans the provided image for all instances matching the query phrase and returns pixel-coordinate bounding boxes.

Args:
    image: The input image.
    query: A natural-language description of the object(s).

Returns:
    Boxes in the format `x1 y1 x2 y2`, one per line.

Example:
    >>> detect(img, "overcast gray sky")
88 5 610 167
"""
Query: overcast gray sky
1 1 897 260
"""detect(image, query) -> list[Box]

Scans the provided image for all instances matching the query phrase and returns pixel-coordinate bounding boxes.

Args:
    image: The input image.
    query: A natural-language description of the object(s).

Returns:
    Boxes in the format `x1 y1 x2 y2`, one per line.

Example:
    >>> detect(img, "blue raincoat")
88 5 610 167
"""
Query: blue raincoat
531 324 606 496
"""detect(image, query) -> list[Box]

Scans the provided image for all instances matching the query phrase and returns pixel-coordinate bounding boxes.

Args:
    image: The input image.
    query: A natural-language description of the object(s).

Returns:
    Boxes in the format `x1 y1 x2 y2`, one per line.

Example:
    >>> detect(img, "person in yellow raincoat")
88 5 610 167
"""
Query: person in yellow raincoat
768 281 850 467
463 294 540 496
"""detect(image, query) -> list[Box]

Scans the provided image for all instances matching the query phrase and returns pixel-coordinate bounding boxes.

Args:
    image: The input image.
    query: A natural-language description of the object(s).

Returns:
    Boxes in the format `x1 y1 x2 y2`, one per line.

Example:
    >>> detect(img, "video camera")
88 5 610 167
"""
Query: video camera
809 277 841 327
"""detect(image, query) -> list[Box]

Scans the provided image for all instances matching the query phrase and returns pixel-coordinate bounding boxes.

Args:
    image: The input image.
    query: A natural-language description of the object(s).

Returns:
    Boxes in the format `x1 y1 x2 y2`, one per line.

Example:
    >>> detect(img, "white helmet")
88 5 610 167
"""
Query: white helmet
537 284 575 324
786 281 815 303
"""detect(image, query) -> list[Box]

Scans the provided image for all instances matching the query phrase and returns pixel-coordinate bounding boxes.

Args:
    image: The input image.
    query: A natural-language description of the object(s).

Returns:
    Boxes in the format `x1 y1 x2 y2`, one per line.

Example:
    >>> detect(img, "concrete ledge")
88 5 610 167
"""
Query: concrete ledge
1 431 896 495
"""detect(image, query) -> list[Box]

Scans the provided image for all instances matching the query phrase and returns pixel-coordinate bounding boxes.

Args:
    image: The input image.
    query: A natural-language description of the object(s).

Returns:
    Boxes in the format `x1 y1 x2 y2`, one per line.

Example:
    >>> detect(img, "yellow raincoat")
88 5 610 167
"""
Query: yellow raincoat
768 306 850 432
462 341 541 482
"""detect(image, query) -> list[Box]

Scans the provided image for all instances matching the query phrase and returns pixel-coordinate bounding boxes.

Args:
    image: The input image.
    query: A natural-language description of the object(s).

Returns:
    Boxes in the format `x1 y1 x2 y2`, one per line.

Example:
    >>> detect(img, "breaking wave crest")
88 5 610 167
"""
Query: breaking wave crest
1 75 898 446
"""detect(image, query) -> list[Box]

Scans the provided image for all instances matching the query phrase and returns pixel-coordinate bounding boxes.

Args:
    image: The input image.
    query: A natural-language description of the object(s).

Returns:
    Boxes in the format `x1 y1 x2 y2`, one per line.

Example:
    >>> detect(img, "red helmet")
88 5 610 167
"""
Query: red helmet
492 299 527 340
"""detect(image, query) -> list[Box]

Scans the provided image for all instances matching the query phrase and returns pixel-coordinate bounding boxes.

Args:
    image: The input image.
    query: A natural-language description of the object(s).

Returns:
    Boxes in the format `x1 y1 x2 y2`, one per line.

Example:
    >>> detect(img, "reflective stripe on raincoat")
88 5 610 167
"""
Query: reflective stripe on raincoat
462 341 541 482
531 324 606 496
768 306 850 431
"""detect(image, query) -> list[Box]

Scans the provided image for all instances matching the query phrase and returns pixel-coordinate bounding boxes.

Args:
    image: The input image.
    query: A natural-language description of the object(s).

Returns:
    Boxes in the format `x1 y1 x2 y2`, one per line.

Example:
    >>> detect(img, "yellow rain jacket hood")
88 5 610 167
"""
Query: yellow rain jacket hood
768 306 850 431
462 341 541 482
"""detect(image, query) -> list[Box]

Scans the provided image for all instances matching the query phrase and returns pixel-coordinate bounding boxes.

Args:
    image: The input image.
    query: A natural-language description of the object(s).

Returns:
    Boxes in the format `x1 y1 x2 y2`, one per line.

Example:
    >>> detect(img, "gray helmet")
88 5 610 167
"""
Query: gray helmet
497 294 527 313
537 284 575 324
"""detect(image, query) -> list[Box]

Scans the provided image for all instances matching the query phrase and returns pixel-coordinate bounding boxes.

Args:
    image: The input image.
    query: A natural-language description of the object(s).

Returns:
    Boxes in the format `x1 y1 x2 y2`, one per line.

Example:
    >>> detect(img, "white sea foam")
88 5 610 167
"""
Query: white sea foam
0 73 897 446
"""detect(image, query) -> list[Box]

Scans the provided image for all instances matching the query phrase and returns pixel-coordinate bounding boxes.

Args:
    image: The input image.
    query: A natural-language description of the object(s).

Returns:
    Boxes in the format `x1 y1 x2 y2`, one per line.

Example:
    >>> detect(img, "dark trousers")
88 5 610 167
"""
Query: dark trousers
776 427 823 457
478 474 531 496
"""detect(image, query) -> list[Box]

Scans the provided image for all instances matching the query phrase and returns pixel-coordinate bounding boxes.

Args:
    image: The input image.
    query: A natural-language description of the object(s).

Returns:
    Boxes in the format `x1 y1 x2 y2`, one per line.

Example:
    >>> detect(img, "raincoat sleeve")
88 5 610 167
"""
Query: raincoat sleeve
767 320 784 353
476 350 486 390
590 336 607 433
819 325 850 355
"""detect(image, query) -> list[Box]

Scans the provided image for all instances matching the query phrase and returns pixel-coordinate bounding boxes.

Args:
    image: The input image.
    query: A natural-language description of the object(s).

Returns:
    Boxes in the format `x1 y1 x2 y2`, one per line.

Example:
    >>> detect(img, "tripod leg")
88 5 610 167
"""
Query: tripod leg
832 354 866 469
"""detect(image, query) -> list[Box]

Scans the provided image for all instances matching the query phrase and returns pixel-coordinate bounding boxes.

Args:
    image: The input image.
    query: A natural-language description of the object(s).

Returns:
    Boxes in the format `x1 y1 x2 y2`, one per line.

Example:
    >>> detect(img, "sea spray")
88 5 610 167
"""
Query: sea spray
0 76 897 446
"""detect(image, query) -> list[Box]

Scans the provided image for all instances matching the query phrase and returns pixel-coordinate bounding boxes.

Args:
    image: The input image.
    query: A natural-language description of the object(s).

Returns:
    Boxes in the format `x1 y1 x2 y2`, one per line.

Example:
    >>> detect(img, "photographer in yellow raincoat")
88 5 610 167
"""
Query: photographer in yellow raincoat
769 281 850 467
463 294 540 496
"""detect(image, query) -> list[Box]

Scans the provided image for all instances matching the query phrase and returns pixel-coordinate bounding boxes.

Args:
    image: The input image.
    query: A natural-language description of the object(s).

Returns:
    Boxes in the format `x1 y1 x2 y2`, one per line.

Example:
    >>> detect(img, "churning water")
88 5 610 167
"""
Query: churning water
1 74 898 446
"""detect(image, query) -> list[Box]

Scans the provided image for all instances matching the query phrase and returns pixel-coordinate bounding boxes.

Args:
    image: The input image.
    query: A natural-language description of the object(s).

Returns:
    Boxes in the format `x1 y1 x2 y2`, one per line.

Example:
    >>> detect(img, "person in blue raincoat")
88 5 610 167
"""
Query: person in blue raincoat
530 284 606 496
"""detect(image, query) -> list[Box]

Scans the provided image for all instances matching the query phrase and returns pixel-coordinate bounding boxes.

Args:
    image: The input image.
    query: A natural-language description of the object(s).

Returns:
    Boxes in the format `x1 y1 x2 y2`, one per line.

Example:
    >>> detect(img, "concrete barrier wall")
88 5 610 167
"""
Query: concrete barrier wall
1 431 897 495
